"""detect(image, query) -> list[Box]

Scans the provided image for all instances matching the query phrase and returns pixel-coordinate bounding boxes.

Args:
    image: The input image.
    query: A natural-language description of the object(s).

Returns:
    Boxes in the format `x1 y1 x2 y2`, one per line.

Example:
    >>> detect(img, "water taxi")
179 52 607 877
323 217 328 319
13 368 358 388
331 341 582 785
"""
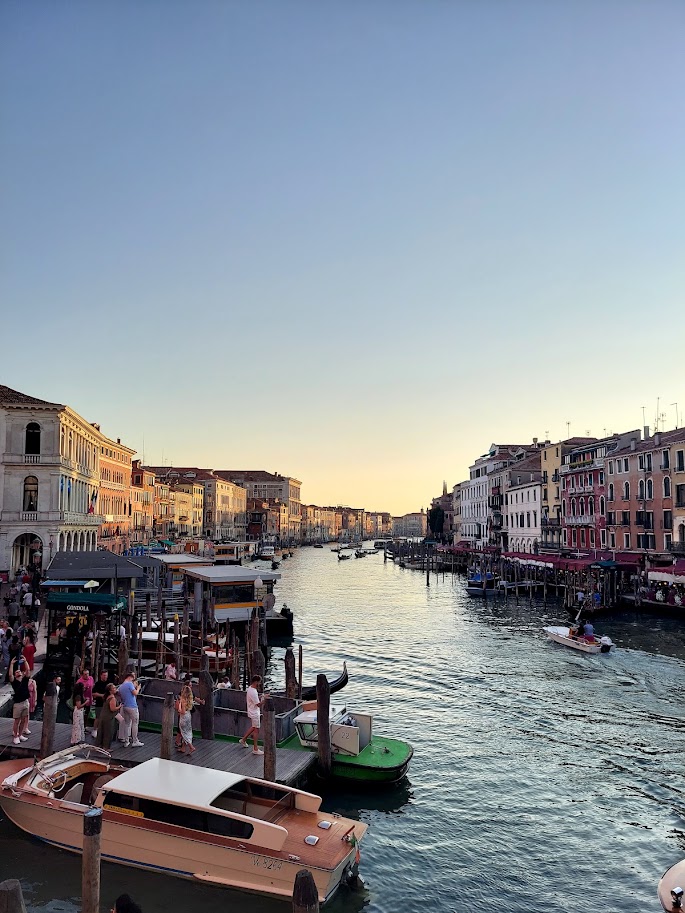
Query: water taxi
658 858 685 911
281 702 413 784
0 746 367 904
543 625 614 654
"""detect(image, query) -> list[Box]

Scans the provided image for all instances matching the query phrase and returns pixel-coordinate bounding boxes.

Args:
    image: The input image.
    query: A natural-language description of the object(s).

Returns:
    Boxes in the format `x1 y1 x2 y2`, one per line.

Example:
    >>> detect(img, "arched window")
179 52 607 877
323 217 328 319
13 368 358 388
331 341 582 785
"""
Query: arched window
624 481 630 500
571 499 576 516
608 483 614 502
589 498 594 516
25 422 41 455
664 477 671 498
23 476 38 512
579 498 585 516
638 479 645 500
600 496 605 516
647 478 653 500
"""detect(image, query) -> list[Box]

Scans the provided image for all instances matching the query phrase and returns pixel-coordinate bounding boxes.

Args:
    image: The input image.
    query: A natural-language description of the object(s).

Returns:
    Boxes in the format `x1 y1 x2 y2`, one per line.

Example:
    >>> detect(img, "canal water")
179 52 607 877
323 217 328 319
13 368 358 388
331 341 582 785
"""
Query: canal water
3 548 685 912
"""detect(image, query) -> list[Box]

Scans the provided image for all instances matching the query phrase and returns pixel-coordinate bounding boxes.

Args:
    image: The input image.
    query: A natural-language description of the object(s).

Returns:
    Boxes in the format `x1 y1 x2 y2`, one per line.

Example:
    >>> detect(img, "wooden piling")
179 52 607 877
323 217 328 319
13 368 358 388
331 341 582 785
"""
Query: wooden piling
230 631 240 690
0 880 27 913
145 592 152 632
262 695 276 782
252 648 265 685
117 637 129 681
160 692 175 760
198 654 214 740
39 682 58 760
298 644 303 700
292 869 320 913
81 808 102 913
173 614 180 672
284 647 297 700
316 673 332 778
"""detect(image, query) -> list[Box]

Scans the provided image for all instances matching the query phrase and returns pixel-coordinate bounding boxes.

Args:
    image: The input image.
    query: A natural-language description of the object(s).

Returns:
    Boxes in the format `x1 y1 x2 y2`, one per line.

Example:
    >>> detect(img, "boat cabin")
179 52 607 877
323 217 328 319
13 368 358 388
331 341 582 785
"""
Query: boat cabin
182 565 280 624
155 554 213 592
294 704 373 757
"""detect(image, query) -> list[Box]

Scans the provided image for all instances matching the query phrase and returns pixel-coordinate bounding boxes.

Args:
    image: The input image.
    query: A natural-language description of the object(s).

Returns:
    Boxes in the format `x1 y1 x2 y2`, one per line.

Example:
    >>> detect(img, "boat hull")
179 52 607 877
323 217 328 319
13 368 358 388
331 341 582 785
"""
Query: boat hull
543 626 612 654
658 859 685 911
465 587 497 597
0 792 357 904
281 735 413 785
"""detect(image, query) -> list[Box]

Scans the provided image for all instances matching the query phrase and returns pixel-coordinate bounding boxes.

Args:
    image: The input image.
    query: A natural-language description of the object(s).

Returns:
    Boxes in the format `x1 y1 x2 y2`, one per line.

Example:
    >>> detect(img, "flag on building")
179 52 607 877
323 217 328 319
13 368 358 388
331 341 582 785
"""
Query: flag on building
88 490 98 514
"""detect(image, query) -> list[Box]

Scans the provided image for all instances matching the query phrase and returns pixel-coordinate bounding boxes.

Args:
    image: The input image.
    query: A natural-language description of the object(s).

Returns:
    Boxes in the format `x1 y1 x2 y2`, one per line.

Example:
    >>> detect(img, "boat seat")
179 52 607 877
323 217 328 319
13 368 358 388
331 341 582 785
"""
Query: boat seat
63 783 84 804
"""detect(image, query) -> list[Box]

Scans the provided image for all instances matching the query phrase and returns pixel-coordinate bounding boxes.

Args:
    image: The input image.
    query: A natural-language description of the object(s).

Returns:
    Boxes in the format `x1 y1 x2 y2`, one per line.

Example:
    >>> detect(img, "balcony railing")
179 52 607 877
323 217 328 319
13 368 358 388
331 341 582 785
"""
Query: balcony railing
541 517 560 527
21 511 38 522
60 511 103 526
565 516 593 526
668 541 685 555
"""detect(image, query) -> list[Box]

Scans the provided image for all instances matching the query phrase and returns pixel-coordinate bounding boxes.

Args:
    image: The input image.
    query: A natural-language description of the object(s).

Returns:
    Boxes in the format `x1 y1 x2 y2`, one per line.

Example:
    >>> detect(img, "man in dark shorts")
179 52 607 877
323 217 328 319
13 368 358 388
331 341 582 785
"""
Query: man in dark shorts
9 657 30 745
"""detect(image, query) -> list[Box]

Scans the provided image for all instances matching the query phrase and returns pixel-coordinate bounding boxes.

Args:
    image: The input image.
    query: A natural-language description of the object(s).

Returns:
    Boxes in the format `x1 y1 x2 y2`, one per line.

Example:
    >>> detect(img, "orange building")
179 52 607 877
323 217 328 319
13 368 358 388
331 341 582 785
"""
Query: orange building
131 459 155 545
97 435 134 555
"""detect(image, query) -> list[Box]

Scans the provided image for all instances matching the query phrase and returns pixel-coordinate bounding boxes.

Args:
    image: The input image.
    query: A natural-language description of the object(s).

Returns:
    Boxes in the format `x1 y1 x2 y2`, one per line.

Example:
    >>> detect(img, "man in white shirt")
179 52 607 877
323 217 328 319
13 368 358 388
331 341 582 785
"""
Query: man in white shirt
239 675 269 755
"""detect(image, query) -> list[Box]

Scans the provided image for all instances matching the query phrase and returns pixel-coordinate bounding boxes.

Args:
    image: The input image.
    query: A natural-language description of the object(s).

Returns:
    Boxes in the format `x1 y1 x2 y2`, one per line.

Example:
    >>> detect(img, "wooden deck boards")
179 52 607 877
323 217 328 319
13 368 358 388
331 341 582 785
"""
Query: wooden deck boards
0 719 315 786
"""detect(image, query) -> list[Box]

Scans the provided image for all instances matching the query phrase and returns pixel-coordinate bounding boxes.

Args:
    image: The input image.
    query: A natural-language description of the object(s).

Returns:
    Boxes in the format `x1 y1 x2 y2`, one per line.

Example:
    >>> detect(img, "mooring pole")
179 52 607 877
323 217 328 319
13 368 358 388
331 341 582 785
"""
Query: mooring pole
82 808 102 913
292 869 320 913
39 682 58 760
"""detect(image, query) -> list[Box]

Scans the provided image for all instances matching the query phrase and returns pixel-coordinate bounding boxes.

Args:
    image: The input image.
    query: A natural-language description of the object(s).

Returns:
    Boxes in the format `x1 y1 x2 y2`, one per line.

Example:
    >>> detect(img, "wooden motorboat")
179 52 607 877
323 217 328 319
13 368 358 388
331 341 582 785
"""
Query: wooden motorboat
658 859 685 911
338 553 351 561
543 626 613 654
0 747 367 904
281 702 413 785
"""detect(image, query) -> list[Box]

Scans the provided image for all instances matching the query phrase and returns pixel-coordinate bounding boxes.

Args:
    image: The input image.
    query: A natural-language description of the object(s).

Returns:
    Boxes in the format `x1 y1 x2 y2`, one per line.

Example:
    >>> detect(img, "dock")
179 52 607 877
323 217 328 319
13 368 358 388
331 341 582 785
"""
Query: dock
0 718 316 786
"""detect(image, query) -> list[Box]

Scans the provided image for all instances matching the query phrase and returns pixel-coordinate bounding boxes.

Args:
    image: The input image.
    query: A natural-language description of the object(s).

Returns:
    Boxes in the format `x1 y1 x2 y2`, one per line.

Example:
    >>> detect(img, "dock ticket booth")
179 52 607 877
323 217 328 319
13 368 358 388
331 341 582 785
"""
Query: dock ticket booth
45 592 128 689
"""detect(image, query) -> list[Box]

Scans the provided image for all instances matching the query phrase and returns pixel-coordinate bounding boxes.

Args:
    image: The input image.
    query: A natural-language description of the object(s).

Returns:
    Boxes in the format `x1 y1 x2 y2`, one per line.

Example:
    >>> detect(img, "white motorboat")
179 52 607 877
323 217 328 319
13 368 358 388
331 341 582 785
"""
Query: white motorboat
0 747 367 904
544 625 613 654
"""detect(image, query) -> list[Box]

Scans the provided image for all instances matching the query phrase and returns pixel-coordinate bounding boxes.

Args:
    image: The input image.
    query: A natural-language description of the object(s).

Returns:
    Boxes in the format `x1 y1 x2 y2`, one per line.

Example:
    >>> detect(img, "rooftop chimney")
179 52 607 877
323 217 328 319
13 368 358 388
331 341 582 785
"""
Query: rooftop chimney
630 438 637 451
643 425 650 440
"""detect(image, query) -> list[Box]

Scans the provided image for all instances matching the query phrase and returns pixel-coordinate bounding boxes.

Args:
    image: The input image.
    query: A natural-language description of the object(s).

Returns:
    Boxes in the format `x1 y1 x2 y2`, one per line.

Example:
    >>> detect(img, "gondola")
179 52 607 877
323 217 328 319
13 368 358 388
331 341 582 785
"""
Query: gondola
300 662 349 701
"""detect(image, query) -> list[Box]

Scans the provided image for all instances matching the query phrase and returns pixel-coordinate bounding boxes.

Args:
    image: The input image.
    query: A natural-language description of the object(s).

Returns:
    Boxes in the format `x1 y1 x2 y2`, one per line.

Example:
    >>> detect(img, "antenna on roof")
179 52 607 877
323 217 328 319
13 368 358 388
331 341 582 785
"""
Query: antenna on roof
566 421 570 438
672 403 679 429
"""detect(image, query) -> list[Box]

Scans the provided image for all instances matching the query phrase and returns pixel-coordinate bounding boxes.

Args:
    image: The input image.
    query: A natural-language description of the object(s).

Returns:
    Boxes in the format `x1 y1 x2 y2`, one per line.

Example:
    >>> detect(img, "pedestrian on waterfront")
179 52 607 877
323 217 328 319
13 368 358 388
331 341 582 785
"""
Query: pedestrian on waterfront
118 671 144 748
22 633 36 672
71 689 86 745
0 620 12 674
112 894 142 913
164 660 177 680
217 675 230 690
91 670 110 738
96 684 120 750
7 597 21 629
239 675 268 755
5 636 23 682
24 673 37 737
9 658 30 744
176 681 203 754
77 666 95 714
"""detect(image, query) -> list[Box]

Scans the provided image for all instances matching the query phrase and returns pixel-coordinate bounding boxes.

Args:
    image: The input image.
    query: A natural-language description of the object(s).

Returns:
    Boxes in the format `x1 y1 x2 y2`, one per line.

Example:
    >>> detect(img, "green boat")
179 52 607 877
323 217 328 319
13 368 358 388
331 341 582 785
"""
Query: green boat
280 704 413 785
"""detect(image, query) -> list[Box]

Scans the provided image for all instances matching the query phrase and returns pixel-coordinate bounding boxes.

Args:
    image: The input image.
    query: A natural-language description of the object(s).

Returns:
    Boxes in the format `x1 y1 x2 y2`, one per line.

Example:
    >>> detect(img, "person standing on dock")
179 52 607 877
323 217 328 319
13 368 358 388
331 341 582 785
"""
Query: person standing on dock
239 675 268 755
118 671 144 748
8 657 30 744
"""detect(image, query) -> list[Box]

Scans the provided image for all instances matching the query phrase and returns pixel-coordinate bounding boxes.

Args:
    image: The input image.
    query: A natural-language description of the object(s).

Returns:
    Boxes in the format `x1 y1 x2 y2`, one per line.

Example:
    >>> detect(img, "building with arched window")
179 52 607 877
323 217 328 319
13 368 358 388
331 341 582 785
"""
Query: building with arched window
0 384 135 574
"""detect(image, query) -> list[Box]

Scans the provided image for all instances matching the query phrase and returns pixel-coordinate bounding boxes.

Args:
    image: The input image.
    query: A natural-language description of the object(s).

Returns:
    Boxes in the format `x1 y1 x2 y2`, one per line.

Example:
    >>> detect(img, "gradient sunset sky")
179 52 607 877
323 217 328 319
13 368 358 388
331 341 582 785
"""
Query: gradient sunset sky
2 1 683 515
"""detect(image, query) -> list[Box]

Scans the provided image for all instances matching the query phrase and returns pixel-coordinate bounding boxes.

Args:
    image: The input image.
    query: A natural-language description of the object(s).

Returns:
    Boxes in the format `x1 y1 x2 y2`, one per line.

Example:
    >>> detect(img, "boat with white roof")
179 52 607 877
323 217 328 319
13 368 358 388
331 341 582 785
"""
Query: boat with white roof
0 746 367 904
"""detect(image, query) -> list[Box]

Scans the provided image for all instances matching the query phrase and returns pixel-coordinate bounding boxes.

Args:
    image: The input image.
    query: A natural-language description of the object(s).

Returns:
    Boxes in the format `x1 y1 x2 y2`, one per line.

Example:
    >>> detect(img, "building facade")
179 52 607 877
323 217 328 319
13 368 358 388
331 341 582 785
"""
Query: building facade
392 511 427 538
504 454 543 553
0 385 104 573
131 460 155 546
98 436 134 554
217 471 301 542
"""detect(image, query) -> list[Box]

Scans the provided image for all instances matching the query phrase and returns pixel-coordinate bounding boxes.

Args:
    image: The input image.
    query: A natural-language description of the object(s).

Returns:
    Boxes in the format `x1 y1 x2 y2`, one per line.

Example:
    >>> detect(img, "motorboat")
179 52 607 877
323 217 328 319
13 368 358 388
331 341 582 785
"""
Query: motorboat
0 746 367 904
465 572 498 597
282 702 413 785
543 626 614 654
338 553 351 561
658 859 685 911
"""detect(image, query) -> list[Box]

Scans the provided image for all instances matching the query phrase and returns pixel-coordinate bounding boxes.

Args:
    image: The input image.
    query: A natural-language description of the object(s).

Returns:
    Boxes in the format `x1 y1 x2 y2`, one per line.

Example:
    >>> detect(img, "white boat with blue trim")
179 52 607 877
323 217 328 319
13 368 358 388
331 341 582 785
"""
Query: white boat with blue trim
0 746 366 904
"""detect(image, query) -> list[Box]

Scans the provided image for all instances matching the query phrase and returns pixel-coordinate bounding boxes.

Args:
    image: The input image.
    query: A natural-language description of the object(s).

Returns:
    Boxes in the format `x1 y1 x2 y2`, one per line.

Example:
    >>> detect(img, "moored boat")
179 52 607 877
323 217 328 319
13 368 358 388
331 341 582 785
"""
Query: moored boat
543 625 614 654
465 572 498 597
281 702 413 785
658 858 685 911
0 746 367 904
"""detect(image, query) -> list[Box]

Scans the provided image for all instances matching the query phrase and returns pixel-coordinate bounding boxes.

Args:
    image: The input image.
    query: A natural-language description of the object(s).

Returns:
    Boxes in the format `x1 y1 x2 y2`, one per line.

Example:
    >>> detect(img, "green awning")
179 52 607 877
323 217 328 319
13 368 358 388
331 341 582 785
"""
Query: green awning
46 592 127 613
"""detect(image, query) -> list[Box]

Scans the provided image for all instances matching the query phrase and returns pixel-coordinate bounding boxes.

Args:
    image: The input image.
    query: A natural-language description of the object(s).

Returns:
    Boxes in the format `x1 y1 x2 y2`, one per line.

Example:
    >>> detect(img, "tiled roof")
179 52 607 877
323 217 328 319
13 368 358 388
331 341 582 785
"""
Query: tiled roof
0 384 62 408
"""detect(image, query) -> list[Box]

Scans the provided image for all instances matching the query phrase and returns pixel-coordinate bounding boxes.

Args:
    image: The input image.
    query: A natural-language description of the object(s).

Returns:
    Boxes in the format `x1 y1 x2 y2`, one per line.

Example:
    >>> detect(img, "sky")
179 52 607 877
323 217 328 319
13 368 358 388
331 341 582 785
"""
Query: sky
2 1 684 515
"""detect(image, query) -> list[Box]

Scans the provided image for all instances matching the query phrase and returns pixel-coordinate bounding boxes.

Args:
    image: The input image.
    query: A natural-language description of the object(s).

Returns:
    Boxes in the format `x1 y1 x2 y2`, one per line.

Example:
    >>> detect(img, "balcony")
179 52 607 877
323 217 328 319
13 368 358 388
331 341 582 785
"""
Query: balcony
21 511 38 522
552 472 560 483
568 485 595 495
60 511 103 526
565 516 593 526
541 517 560 527
668 542 685 555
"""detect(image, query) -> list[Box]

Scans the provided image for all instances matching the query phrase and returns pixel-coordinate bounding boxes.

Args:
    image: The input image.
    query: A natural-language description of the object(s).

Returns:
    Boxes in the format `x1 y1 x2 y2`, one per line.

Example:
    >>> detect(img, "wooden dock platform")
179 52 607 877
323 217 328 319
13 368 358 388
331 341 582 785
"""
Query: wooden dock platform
0 719 316 786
